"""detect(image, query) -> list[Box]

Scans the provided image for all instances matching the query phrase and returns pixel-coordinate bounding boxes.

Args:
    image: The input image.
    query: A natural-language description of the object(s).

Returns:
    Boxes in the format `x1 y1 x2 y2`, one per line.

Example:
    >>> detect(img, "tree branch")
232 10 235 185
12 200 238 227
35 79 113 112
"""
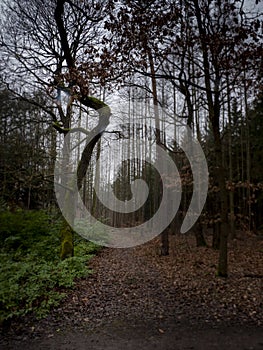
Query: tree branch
54 0 111 189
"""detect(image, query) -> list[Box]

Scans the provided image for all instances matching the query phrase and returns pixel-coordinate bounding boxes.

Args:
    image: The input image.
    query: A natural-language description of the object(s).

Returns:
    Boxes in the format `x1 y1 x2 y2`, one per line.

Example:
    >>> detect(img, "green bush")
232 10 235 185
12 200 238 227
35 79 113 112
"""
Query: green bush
0 210 98 322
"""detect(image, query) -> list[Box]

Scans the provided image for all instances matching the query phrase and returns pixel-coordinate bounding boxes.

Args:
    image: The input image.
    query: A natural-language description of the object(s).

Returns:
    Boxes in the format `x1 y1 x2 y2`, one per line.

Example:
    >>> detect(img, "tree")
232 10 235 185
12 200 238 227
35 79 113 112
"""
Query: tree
1 0 262 268
0 89 55 209
104 0 179 255
188 0 261 276
109 0 262 272
157 0 262 275
1 0 111 258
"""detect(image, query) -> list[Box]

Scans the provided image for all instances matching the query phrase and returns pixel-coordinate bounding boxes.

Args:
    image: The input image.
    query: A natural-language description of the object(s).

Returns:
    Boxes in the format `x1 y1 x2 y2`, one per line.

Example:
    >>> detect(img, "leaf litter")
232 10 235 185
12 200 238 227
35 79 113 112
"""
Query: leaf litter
1 232 262 347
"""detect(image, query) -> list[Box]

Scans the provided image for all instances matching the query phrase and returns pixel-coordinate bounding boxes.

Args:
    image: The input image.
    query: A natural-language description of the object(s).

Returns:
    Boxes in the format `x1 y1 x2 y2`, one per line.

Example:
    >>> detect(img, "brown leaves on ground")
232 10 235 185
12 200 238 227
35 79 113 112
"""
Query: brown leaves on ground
147 233 263 327
3 231 263 341
54 231 263 330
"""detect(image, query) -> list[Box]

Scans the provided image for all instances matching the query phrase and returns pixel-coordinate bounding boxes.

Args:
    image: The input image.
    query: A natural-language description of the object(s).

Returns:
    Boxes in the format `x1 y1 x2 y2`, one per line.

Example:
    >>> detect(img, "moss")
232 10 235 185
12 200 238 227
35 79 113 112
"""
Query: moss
86 96 108 109
60 222 74 260
80 96 111 118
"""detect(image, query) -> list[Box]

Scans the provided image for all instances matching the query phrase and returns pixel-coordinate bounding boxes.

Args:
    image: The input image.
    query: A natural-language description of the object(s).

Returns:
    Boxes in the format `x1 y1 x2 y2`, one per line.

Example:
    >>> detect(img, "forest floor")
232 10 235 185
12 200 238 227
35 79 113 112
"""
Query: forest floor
1 232 263 350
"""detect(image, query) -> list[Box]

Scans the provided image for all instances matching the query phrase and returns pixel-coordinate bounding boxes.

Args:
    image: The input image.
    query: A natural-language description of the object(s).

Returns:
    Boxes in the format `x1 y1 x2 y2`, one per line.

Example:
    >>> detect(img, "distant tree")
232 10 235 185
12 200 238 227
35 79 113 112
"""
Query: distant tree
103 0 262 267
0 89 55 209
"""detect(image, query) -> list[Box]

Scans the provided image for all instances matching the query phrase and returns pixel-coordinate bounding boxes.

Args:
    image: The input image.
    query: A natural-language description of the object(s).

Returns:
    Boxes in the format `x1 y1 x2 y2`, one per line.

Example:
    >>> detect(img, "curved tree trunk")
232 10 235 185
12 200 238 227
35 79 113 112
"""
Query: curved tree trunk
54 0 111 259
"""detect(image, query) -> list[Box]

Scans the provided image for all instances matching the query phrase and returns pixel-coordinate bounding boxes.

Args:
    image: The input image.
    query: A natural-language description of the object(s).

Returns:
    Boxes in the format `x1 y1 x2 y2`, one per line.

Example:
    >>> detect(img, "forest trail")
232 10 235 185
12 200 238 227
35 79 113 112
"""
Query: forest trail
1 234 263 349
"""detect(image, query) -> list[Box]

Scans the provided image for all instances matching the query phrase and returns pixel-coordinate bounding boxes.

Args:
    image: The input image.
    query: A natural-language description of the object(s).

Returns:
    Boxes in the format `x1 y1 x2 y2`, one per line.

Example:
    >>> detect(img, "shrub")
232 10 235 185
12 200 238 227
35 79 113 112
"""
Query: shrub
0 210 97 322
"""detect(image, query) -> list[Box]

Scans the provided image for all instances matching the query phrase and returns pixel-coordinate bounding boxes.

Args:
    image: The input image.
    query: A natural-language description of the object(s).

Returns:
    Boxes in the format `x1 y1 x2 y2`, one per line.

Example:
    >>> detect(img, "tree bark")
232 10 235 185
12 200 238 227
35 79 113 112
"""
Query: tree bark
147 47 169 256
194 221 207 247
193 0 229 276
54 0 111 259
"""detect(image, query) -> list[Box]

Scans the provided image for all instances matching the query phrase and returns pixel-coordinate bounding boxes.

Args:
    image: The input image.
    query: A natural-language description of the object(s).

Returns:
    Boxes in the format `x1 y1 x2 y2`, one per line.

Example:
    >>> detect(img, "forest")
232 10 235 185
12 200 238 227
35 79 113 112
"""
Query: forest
0 0 262 349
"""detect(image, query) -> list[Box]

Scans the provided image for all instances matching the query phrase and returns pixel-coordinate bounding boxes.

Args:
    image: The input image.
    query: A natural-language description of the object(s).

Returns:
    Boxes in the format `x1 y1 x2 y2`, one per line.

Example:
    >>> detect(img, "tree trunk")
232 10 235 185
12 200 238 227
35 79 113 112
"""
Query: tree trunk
215 135 229 277
194 220 207 247
60 219 74 259
147 47 169 256
227 75 236 239
193 0 229 276
54 0 111 258
160 228 169 256
212 221 220 250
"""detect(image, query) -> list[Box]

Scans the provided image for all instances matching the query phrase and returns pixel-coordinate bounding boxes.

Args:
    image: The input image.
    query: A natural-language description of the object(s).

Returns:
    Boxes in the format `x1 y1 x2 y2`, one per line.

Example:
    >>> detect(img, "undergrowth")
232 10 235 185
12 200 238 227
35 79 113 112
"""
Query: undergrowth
0 210 100 323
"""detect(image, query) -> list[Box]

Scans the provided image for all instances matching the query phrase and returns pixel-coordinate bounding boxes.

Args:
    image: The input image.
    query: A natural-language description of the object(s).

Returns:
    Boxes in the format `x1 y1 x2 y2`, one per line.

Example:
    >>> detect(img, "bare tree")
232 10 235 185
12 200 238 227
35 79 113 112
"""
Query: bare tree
1 0 111 258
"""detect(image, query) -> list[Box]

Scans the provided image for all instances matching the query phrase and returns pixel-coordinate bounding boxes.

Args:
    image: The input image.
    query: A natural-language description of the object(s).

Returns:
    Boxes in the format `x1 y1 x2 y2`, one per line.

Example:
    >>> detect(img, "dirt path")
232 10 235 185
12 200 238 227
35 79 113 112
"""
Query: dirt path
1 235 263 349
2 321 263 350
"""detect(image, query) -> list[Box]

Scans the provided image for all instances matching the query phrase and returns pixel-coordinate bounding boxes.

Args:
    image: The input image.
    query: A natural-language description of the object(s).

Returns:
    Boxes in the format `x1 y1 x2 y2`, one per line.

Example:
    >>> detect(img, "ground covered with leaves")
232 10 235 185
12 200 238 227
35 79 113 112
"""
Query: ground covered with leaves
1 232 263 349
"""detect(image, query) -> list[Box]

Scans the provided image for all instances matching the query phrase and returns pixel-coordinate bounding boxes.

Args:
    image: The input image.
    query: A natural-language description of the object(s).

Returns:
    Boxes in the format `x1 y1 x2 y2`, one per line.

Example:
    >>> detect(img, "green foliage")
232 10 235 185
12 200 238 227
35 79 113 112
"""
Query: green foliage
0 197 7 212
0 210 97 322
